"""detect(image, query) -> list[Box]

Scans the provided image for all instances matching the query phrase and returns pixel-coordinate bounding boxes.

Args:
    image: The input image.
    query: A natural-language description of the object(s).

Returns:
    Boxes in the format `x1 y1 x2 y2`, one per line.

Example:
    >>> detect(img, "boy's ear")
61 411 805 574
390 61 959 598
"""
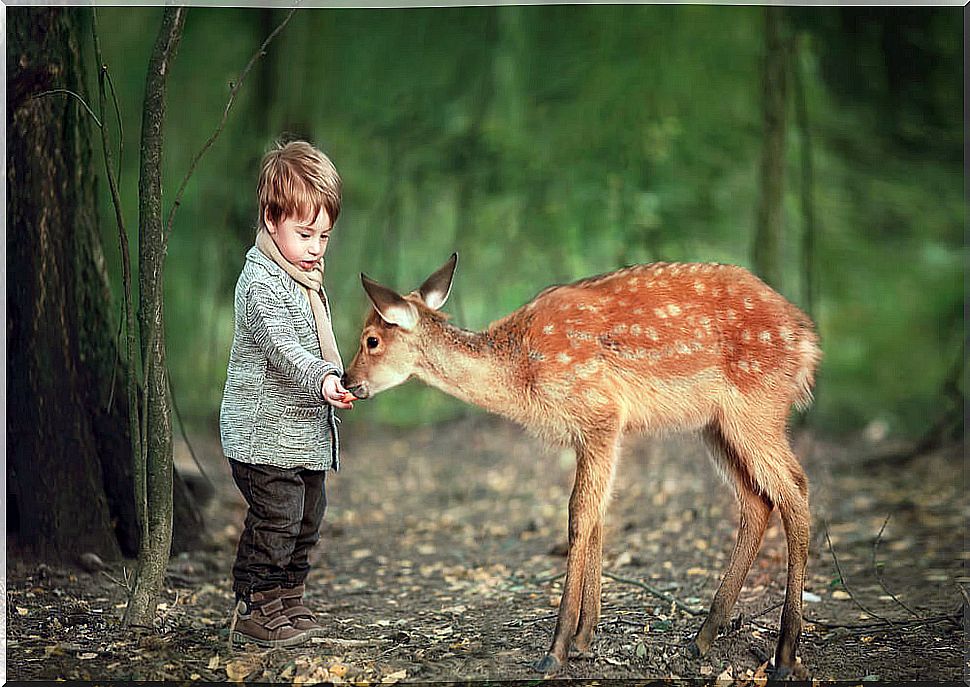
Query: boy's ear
416 253 458 311
361 274 418 330
263 207 276 233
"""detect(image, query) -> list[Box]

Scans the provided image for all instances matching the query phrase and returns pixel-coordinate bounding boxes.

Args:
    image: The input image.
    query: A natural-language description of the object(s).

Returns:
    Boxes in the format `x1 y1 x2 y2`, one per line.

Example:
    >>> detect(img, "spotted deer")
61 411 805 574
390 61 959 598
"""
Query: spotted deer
343 253 821 679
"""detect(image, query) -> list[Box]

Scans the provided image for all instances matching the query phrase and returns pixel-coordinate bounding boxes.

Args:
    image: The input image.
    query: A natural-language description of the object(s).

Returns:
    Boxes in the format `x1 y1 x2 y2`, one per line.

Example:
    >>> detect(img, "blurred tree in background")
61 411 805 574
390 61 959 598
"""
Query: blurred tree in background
80 6 962 438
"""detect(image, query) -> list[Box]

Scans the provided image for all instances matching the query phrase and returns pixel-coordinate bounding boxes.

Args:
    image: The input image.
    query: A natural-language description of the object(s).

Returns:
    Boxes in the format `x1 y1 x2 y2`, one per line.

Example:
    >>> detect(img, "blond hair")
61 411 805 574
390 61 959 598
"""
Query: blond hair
257 140 342 230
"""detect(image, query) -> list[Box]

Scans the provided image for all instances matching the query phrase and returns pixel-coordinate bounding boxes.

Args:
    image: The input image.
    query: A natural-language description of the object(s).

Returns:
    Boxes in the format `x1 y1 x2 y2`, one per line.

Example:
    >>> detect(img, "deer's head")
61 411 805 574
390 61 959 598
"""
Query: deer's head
343 253 458 399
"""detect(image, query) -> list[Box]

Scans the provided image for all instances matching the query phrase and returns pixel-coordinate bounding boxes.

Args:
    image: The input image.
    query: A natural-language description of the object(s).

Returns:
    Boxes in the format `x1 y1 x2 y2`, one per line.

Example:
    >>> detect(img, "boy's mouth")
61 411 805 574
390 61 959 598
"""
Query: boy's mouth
298 260 319 271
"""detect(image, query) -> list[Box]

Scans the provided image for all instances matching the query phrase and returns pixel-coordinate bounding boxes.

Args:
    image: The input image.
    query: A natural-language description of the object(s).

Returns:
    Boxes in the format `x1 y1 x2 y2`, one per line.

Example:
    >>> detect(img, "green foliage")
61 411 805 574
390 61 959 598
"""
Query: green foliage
87 6 962 437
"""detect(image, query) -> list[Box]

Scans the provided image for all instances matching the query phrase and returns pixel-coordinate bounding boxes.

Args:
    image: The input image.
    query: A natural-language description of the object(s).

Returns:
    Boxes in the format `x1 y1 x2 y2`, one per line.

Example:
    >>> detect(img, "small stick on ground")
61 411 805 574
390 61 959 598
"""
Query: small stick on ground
823 520 894 627
601 571 704 616
871 514 922 619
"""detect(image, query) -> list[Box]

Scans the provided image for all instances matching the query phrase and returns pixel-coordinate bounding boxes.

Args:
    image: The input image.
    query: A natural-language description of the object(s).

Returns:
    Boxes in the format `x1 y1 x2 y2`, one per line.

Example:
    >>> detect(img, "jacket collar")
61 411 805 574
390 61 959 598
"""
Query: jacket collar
246 245 316 330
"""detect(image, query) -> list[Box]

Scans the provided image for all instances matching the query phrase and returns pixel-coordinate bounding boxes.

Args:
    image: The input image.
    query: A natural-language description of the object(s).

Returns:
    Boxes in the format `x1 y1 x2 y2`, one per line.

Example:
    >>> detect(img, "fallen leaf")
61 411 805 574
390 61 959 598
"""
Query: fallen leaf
832 590 851 600
381 669 408 684
208 654 220 670
78 652 98 660
226 658 258 682
16 607 28 616
329 663 349 678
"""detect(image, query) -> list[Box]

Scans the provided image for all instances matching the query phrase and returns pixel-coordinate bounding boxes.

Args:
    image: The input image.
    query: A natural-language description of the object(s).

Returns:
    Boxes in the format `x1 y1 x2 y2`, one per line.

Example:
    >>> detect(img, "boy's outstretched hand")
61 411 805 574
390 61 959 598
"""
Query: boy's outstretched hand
322 374 356 410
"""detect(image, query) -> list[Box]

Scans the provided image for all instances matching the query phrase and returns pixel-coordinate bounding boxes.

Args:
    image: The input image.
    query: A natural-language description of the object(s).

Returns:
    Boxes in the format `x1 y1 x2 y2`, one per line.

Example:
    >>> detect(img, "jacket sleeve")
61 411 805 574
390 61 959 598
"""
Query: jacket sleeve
245 281 341 400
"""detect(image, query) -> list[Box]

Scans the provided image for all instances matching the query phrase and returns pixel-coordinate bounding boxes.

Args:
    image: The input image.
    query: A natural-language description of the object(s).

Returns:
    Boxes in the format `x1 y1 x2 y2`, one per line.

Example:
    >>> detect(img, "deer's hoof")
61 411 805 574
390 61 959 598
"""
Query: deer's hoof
534 653 561 675
687 638 708 658
767 660 809 682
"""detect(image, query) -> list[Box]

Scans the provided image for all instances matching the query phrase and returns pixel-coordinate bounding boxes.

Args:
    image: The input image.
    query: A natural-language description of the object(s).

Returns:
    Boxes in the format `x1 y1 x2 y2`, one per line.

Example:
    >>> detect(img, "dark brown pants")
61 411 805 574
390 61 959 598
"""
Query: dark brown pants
229 459 327 597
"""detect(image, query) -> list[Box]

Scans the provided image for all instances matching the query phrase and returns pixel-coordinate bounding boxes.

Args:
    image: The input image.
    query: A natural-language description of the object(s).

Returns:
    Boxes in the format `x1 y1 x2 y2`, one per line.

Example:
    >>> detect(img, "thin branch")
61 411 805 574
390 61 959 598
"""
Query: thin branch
92 8 145 545
104 67 125 187
601 571 704 616
823 520 893 626
164 7 298 242
31 89 102 127
168 376 215 492
871 514 922 619
806 611 959 633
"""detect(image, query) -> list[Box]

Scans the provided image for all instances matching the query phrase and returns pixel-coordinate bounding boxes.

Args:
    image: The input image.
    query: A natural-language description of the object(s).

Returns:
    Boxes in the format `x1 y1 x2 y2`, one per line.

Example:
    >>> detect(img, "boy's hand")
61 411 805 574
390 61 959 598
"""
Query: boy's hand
322 374 356 409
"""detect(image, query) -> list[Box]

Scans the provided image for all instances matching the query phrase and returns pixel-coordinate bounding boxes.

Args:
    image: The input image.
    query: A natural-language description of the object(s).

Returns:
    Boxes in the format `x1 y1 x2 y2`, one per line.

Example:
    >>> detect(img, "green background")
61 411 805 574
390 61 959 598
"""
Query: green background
86 6 963 437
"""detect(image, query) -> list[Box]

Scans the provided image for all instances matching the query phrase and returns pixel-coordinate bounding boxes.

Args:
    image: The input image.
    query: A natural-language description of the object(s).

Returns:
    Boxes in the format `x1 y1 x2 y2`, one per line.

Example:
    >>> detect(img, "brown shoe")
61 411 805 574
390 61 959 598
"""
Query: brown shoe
279 584 325 637
230 587 309 648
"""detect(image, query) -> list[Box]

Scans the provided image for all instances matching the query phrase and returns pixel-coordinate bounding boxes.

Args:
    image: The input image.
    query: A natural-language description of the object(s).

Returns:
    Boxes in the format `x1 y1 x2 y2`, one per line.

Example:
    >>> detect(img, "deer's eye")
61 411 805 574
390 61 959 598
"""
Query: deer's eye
366 336 379 350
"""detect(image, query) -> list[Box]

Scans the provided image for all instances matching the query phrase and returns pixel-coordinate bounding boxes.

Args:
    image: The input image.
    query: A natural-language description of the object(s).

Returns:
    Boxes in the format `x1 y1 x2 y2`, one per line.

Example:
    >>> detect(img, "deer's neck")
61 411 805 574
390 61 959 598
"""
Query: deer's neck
415 318 523 418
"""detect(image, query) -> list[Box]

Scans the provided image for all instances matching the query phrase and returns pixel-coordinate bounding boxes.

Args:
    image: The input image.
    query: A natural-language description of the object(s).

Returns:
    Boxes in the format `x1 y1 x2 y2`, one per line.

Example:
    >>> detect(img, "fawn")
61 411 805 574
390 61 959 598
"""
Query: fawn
343 253 821 679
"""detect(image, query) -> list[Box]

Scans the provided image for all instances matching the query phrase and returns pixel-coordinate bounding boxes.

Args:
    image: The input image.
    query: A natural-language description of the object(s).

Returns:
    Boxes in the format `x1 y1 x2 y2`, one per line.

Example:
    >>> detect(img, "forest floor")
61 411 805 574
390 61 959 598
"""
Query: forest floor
5 415 967 683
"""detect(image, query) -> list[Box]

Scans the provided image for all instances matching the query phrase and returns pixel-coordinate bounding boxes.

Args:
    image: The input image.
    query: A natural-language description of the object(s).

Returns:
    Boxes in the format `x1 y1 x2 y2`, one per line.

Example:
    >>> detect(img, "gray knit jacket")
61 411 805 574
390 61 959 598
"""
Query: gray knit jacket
220 246 342 471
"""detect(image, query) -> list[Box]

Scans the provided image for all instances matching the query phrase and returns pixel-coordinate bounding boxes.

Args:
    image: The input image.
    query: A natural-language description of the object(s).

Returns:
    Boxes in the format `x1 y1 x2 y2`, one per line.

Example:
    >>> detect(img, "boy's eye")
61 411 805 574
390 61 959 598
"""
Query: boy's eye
366 336 379 349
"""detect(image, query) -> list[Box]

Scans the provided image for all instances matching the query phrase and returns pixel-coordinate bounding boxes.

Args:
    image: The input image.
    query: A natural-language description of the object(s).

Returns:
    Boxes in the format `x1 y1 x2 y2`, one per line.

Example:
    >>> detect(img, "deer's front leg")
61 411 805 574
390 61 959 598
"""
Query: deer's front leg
572 519 603 654
536 433 618 674
534 497 593 674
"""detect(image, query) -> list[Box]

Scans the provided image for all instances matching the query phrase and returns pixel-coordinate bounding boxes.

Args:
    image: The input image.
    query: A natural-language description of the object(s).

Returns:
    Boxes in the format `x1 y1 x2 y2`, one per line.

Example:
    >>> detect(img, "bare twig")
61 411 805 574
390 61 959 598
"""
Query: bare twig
601 571 704 616
532 570 565 585
103 67 125 186
164 7 298 242
310 637 389 647
92 8 145 546
168 377 215 492
871 514 922 619
823 520 893 626
100 569 133 592
31 88 102 126
806 611 959 633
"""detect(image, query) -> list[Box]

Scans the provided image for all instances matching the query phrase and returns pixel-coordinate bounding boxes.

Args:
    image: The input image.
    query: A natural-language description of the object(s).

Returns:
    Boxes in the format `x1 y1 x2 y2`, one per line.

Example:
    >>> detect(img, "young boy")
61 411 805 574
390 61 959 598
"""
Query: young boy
220 140 355 647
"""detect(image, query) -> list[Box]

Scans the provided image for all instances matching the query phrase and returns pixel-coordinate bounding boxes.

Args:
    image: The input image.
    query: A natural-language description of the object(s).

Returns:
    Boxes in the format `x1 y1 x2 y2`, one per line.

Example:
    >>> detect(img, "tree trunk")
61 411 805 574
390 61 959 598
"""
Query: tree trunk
123 6 188 629
6 6 203 565
752 7 791 292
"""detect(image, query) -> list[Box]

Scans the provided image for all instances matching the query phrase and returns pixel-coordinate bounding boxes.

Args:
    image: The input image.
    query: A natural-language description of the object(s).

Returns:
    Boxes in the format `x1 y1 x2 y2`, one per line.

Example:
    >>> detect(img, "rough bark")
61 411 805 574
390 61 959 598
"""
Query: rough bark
123 6 188 629
6 6 203 566
752 7 791 292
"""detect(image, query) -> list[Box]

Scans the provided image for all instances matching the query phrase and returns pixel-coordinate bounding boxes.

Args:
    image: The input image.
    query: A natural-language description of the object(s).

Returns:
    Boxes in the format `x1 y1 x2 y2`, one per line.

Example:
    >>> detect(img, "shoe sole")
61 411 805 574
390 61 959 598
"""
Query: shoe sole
230 631 309 648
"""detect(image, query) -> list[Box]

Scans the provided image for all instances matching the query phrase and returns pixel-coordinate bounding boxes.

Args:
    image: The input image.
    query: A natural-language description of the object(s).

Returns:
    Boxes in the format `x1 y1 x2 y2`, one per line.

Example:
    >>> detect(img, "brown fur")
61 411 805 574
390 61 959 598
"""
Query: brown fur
345 258 820 678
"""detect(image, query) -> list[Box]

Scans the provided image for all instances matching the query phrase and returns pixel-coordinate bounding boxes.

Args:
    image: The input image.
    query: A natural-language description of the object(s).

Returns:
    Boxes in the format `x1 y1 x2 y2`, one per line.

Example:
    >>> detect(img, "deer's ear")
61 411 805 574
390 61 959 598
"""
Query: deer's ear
361 274 418 330
417 253 458 311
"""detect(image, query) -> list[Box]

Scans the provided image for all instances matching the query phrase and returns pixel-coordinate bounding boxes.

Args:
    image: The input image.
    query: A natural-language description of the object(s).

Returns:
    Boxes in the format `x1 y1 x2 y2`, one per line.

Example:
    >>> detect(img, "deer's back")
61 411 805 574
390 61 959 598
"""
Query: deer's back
489 262 819 441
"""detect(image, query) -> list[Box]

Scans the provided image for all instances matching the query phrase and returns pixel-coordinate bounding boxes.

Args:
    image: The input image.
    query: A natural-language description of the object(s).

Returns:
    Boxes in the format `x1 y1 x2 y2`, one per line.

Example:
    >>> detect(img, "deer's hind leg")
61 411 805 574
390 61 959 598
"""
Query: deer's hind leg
690 422 773 658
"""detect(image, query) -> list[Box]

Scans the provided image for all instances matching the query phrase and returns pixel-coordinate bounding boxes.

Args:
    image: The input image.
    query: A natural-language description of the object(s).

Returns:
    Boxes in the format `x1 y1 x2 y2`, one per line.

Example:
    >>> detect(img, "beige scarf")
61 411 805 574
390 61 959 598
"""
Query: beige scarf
256 228 343 371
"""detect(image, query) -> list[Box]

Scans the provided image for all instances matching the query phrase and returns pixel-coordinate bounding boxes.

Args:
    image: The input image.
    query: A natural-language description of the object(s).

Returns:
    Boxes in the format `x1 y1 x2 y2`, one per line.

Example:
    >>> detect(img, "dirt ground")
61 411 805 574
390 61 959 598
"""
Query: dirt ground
5 414 967 683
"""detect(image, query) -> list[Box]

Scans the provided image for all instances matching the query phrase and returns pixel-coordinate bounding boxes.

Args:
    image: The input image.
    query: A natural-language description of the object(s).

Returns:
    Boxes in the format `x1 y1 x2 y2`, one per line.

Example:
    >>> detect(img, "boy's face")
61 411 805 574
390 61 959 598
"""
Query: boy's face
265 206 333 272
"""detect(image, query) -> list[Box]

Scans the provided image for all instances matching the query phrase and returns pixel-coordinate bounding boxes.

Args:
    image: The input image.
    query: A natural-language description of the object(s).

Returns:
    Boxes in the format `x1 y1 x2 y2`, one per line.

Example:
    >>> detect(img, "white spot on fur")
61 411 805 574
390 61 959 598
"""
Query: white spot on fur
742 330 752 342
694 281 706 294
738 360 750 372
743 297 754 310
611 324 628 335
726 309 737 321
667 304 682 317
557 352 572 364
645 327 659 341
778 326 795 342
543 324 555 335
654 308 668 319
759 331 772 343
630 324 642 336
575 359 602 378
676 342 691 355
